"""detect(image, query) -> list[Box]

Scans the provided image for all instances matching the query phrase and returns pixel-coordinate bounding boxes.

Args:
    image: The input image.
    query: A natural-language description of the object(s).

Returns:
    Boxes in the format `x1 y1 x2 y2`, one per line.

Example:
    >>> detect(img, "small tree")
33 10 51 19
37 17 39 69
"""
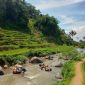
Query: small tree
69 30 77 39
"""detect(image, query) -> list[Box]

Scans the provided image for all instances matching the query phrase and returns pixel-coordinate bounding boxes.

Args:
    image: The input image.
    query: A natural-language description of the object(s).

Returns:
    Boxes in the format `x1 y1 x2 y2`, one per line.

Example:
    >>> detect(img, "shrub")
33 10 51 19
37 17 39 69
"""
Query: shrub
0 55 27 66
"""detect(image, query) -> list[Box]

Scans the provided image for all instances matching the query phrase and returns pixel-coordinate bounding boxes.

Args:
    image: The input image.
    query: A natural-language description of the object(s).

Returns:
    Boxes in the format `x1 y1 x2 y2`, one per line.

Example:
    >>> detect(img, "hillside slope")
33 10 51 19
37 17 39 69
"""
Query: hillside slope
0 27 51 51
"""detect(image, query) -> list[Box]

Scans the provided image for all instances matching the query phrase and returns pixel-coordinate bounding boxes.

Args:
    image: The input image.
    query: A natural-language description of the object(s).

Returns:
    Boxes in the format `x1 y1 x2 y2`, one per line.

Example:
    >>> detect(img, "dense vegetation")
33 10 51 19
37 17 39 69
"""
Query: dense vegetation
0 0 74 46
0 45 78 65
0 0 77 66
79 38 85 48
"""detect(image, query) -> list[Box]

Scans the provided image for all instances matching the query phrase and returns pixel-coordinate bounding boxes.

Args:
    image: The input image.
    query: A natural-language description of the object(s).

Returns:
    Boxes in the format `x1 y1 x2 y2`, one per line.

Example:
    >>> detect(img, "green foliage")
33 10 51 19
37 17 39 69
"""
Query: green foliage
0 45 75 56
0 0 78 67
82 62 85 85
54 61 75 85
0 0 40 27
0 0 74 46
0 45 79 65
71 53 85 61
35 15 59 36
60 29 73 45
79 40 85 48
34 15 62 43
69 30 77 38
62 61 75 79
0 28 50 50
0 55 26 65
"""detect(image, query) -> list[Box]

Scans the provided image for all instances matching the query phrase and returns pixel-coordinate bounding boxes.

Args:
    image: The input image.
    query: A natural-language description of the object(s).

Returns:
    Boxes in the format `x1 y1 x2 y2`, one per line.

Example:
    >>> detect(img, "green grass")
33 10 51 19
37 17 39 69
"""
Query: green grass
0 48 29 56
0 45 80 66
0 45 76 56
0 28 50 50
82 61 85 85
53 61 75 85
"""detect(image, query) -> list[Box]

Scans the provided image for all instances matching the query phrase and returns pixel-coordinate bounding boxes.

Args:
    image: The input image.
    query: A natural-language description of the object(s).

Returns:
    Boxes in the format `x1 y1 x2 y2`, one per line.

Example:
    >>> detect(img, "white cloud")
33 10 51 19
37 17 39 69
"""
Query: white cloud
59 15 75 25
65 25 85 41
73 26 85 41
66 23 85 41
58 15 85 41
35 0 84 10
59 15 85 26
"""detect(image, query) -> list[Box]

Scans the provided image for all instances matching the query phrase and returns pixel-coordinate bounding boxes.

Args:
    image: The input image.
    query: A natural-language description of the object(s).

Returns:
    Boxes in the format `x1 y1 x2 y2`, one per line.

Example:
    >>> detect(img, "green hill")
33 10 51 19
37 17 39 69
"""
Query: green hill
0 0 73 46
0 0 74 65
0 27 52 51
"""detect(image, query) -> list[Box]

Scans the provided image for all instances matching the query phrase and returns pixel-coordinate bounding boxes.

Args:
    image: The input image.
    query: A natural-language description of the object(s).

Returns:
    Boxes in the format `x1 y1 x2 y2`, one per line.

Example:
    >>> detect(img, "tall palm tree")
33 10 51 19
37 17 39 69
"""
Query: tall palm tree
69 30 77 39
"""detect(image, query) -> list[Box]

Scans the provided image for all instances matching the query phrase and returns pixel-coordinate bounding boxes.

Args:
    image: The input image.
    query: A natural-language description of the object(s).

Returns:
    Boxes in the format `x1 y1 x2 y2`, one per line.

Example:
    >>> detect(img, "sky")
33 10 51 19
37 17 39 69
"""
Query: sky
26 0 85 41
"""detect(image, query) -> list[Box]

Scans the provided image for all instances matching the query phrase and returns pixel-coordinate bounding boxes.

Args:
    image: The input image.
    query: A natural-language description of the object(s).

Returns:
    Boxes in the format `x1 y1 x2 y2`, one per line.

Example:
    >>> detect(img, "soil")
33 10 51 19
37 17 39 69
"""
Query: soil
71 59 84 85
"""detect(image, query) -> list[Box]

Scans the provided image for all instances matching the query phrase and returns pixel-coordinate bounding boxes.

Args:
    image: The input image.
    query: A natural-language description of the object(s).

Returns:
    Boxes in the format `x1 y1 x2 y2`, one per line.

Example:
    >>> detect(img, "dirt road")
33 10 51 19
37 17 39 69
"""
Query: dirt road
71 48 85 85
71 60 84 85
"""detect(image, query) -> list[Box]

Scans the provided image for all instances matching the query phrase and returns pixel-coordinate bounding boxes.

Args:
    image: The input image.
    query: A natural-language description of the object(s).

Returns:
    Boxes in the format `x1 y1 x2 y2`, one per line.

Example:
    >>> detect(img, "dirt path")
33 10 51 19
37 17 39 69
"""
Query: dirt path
71 60 84 85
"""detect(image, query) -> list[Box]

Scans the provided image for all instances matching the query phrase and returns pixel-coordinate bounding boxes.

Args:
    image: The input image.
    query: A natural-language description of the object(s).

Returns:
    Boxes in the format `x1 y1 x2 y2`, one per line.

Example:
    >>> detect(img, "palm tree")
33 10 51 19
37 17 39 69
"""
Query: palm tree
69 30 77 39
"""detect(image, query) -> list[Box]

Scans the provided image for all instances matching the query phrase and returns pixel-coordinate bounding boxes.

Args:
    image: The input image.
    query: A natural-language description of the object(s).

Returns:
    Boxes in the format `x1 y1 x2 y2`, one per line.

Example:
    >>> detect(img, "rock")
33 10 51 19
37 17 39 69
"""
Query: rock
55 62 63 67
55 75 63 80
0 66 4 76
29 57 43 64
0 71 4 75
4 65 8 69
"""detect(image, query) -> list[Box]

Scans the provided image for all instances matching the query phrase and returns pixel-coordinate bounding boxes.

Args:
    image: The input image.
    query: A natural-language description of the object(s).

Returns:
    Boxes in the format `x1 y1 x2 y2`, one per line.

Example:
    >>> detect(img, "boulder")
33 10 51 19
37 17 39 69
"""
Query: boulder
0 66 4 75
55 62 63 67
29 57 43 64
0 71 4 75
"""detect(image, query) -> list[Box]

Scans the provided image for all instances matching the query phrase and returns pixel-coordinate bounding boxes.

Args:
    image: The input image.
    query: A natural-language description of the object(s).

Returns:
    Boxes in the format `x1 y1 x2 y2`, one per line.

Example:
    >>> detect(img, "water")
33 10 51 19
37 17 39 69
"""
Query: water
76 48 85 54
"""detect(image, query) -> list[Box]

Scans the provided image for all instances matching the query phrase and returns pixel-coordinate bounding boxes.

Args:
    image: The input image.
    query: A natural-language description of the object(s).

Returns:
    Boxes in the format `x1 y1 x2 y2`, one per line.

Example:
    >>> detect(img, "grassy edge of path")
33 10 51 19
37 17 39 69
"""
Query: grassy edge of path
82 61 85 85
52 61 75 85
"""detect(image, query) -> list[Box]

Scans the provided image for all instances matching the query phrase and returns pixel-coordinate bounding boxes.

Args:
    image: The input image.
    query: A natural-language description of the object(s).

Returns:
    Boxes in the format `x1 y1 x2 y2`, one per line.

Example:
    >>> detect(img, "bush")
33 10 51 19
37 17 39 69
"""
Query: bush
71 53 85 61
0 55 27 66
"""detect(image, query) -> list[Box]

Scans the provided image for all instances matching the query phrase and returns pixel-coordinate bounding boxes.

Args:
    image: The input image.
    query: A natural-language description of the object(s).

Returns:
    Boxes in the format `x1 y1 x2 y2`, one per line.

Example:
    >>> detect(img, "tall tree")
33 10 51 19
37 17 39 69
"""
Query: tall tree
0 0 40 27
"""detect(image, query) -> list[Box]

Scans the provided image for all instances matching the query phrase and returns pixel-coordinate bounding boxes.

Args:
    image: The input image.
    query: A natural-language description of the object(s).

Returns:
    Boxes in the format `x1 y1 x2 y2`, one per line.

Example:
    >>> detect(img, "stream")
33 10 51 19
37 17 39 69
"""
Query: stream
76 48 85 54
0 54 64 85
0 48 84 85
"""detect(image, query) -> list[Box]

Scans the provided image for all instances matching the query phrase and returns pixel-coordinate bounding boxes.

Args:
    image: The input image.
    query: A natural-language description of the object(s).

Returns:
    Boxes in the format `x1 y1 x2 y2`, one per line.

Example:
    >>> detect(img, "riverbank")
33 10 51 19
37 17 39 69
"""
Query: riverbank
53 48 85 85
0 47 84 85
